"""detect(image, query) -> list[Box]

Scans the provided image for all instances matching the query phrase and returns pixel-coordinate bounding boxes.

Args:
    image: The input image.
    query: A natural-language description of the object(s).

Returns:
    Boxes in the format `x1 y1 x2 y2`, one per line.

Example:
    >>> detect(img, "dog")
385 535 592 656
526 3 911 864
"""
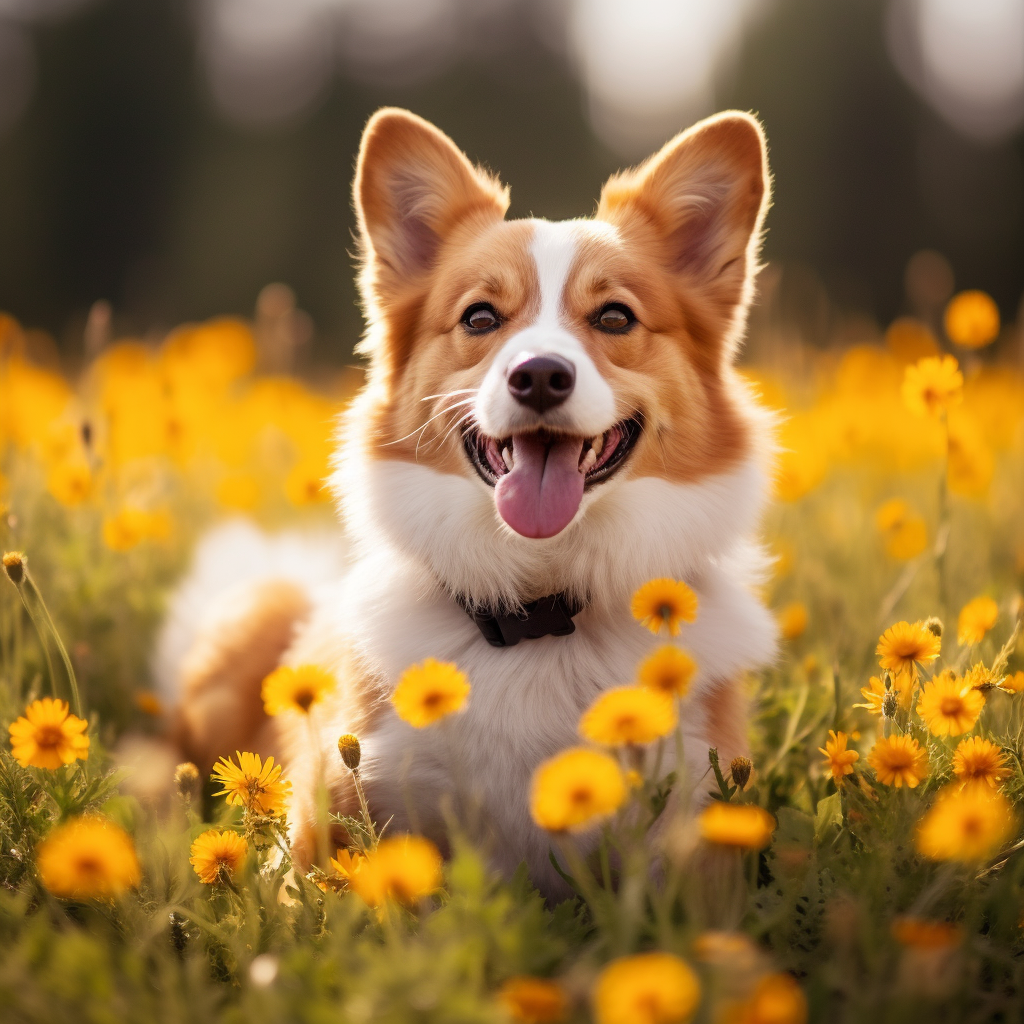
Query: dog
158 108 778 897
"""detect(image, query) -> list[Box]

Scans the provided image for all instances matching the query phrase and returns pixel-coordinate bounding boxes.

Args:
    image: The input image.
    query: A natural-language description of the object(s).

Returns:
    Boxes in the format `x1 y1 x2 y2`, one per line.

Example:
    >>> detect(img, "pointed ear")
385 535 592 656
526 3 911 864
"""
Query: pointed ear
354 109 509 296
596 111 770 341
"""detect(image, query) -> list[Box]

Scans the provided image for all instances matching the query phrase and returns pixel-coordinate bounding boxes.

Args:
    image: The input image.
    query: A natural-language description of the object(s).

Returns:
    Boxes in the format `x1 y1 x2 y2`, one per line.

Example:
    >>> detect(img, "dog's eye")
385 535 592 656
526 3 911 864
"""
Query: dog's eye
462 303 500 332
595 303 635 333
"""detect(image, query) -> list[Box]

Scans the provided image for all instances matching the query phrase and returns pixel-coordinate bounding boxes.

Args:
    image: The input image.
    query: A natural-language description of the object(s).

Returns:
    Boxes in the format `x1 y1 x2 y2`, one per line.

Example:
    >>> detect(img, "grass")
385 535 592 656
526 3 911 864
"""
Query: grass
1 301 1023 1023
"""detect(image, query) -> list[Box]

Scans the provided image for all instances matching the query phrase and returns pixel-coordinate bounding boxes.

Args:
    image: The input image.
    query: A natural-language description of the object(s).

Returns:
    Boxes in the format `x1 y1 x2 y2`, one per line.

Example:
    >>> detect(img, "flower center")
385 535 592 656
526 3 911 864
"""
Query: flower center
75 855 103 877
422 691 444 709
569 786 593 807
658 603 674 622
293 688 316 712
940 696 963 716
35 724 64 750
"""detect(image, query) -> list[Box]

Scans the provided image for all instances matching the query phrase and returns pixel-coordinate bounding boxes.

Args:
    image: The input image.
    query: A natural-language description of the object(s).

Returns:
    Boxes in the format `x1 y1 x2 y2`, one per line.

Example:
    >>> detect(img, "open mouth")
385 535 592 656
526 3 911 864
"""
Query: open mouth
463 416 642 539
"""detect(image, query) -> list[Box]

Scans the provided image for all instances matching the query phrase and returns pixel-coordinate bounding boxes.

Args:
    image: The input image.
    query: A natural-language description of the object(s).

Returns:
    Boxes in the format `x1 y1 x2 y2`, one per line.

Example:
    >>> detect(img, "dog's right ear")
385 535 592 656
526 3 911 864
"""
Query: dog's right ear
355 109 509 303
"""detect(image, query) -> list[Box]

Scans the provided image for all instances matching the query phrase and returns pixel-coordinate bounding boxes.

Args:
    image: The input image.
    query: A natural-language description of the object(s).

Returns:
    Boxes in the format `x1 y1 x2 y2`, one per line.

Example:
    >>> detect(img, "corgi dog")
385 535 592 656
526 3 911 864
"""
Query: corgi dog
159 107 777 897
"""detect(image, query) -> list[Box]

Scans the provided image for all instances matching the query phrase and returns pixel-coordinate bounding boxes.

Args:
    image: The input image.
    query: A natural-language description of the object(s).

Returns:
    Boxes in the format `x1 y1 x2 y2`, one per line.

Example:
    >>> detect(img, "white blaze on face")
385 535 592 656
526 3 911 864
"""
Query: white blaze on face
475 220 618 539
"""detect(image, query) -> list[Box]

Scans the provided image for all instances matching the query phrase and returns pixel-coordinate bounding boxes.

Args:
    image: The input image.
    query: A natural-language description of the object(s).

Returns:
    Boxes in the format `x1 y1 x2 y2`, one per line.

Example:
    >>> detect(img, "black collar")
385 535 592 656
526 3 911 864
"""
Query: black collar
457 592 585 647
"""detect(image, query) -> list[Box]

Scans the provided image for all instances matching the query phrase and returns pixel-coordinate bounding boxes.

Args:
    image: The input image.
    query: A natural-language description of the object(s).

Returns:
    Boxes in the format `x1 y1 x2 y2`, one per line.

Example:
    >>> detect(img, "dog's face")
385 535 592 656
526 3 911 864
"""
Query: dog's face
341 108 771 600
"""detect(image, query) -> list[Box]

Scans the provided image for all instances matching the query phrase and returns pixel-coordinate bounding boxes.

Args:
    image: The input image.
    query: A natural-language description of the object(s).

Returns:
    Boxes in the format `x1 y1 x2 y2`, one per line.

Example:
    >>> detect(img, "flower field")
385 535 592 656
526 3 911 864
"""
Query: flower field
2 288 1024 1023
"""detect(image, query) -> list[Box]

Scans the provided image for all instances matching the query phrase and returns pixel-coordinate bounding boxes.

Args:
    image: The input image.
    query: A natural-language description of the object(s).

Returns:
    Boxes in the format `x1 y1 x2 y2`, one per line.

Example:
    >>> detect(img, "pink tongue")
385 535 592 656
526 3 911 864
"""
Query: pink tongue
495 433 585 538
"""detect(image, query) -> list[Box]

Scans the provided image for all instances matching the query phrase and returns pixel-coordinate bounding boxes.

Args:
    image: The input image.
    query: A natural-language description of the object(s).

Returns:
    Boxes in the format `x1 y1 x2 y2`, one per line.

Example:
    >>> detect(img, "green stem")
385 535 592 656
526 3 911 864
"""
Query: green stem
708 747 734 802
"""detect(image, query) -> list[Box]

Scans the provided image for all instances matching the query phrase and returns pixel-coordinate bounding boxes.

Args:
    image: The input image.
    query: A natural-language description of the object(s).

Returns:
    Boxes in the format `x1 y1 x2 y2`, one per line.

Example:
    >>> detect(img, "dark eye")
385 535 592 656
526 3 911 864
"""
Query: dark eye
595 303 635 333
462 303 500 333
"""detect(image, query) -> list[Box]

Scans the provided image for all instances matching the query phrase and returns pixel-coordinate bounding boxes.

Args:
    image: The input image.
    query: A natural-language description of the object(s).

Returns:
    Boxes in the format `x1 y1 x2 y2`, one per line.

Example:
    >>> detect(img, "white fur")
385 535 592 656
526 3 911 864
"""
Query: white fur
476 220 616 440
153 518 346 703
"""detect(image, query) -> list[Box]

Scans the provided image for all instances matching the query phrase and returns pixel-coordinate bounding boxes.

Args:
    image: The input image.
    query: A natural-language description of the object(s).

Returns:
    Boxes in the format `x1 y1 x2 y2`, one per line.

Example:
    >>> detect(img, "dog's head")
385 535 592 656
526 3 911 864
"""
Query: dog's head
339 108 772 605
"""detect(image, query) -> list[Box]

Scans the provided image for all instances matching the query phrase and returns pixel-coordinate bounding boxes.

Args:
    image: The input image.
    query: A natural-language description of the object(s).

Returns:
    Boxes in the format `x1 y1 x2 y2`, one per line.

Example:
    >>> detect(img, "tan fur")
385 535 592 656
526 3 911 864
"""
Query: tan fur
697 678 752 767
173 579 310 769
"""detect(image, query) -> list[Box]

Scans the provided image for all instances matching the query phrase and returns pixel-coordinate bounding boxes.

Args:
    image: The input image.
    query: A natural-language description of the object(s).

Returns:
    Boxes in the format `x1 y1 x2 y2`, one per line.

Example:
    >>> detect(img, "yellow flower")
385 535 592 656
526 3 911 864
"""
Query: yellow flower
391 658 470 728
347 834 442 907
637 646 697 698
285 461 329 506
874 499 928 560
867 735 928 788
891 918 962 950
36 815 140 899
262 664 336 716
630 579 698 637
215 473 260 511
498 977 569 1023
46 460 92 506
901 355 963 417
8 698 89 769
329 848 366 884
593 952 701 1024
916 784 1014 862
944 290 1000 348
818 730 859 784
957 596 999 646
211 751 291 816
723 973 808 1024
853 674 914 715
998 671 1024 694
698 802 776 850
530 747 627 832
876 621 941 682
102 508 172 551
189 830 248 884
916 670 985 737
579 686 678 746
951 737 1010 789
778 602 808 640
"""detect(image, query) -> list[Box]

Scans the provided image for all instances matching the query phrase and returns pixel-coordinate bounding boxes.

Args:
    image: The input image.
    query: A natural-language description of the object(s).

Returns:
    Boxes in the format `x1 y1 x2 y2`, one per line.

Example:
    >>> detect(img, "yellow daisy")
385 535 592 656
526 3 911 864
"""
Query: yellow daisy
867 735 928 788
36 816 140 899
891 918 962 950
916 670 985 737
579 686 678 746
637 645 697 698
901 355 963 417
778 602 809 640
630 578 698 637
8 698 89 769
998 671 1024 694
818 730 859 785
874 499 928 560
391 658 470 728
916 784 1014 863
498 977 569 1024
726 973 808 1024
262 664 337 716
211 751 291 816
697 802 776 850
592 952 701 1024
530 747 627 833
329 848 366 885
347 834 442 908
876 621 941 683
853 674 913 716
951 737 1010 789
944 290 1000 349
189 829 248 884
957 597 999 646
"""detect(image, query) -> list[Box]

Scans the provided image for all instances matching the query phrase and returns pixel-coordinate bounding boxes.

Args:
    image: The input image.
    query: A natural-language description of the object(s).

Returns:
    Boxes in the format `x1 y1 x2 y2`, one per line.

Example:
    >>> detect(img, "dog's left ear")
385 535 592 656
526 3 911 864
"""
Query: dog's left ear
597 112 770 351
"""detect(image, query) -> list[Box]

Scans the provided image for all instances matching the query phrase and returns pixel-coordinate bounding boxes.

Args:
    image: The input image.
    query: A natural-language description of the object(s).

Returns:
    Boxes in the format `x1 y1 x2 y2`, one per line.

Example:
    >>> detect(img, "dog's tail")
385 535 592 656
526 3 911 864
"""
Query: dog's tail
154 518 346 769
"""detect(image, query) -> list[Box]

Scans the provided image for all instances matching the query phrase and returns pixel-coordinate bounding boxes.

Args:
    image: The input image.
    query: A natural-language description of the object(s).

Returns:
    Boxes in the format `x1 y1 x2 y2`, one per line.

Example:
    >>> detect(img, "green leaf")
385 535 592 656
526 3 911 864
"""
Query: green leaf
813 791 843 845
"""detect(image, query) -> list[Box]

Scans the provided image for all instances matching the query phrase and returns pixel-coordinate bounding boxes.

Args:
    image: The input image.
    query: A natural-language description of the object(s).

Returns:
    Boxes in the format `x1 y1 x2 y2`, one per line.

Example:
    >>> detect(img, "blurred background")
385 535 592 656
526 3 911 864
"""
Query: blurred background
0 0 1021 365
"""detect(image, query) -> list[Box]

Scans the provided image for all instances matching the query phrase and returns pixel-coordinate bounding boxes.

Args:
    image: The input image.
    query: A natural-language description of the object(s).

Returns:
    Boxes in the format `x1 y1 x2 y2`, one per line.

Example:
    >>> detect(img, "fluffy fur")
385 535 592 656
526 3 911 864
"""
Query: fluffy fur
160 108 778 896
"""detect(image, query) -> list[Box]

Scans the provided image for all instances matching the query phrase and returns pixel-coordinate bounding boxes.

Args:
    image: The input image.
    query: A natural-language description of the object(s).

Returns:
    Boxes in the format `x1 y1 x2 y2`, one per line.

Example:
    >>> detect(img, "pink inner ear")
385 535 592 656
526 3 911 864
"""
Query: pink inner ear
387 171 445 274
667 179 735 278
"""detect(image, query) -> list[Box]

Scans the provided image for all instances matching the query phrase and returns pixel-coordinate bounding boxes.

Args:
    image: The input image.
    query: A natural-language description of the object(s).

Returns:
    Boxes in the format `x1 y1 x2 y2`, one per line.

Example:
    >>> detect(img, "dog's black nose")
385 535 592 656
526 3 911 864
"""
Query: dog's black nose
507 354 576 413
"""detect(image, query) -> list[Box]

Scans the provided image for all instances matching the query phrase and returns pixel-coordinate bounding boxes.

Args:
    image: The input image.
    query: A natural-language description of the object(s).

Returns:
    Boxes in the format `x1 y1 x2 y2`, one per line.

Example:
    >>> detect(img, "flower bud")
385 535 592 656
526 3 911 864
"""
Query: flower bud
337 733 361 771
3 550 26 585
174 762 202 803
730 756 753 790
882 689 899 719
924 616 943 637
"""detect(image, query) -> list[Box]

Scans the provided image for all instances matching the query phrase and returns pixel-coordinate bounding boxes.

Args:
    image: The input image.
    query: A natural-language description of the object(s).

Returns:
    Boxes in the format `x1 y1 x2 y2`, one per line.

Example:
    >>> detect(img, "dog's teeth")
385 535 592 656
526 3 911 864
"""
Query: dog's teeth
501 446 514 471
590 435 604 458
580 447 598 473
